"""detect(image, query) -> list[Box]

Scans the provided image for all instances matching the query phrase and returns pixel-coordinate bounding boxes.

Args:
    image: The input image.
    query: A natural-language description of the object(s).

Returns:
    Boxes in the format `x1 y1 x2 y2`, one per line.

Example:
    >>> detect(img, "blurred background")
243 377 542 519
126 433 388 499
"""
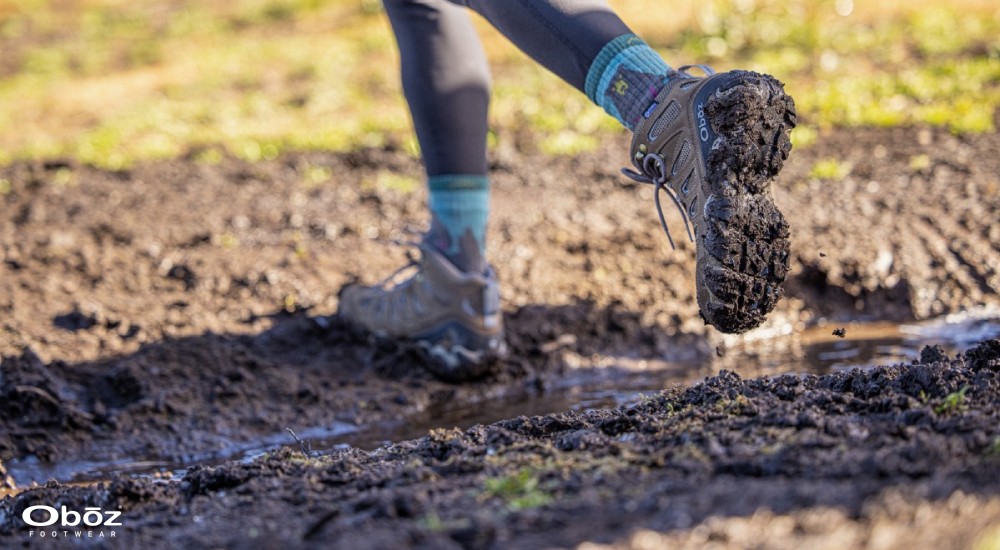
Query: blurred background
0 0 998 170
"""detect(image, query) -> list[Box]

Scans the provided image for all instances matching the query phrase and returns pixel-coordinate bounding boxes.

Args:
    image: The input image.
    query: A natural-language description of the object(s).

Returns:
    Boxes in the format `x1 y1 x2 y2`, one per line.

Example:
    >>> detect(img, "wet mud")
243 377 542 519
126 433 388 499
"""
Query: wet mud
2 125 1000 546
2 339 999 548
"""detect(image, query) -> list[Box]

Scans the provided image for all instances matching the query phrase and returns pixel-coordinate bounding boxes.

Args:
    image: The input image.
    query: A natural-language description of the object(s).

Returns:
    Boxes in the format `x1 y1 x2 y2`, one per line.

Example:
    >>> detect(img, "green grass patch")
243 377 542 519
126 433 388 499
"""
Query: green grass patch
809 158 853 180
934 386 970 415
482 469 553 511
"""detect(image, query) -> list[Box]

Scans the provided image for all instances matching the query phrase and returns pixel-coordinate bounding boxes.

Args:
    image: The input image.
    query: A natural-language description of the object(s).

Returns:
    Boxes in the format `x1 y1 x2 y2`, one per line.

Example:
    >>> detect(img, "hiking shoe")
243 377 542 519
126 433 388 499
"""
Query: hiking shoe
337 243 506 381
624 67 796 333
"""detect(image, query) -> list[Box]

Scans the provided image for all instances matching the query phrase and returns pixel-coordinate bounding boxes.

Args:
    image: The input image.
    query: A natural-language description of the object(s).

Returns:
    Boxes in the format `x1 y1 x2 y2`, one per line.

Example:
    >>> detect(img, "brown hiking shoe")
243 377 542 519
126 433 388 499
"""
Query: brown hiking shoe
624 67 796 333
337 243 506 381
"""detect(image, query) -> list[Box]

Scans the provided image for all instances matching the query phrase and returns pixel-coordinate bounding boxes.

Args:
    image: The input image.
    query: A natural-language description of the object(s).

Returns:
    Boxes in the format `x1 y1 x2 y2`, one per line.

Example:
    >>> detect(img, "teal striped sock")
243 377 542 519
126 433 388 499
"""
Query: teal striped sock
426 175 489 272
585 33 673 131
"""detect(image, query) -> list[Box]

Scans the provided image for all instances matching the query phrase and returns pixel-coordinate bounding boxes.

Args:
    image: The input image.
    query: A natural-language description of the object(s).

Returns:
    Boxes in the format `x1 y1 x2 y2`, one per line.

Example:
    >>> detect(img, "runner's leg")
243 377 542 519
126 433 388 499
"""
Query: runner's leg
385 0 492 273
444 0 674 130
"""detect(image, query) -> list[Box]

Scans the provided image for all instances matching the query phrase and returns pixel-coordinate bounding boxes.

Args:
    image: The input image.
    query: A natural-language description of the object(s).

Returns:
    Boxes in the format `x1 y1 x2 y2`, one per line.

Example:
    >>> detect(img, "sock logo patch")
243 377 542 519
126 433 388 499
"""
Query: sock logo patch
614 77 629 96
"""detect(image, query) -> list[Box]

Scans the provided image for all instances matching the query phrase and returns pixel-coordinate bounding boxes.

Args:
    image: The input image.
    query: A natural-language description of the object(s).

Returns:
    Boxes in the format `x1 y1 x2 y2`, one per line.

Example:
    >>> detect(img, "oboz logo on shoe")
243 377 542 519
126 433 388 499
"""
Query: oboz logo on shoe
21 505 123 527
696 102 710 143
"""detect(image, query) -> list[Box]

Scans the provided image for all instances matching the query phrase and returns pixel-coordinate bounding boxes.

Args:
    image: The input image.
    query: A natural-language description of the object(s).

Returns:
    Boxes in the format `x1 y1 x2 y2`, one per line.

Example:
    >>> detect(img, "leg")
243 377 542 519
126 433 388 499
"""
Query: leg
447 0 672 130
338 0 504 380
385 0 490 178
447 0 797 333
385 0 491 274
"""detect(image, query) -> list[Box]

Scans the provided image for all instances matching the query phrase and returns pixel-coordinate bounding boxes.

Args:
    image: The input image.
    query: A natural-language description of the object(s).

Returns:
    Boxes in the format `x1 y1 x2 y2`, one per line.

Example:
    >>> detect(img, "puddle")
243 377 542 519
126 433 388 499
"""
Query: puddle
737 306 1000 377
4 308 999 492
4 423 359 491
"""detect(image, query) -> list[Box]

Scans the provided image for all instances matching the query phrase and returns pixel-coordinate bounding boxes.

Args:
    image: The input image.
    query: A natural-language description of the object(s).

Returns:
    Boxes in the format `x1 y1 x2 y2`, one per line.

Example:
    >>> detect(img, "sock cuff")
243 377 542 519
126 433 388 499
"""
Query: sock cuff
428 174 489 193
585 34 668 102
427 174 490 267
586 34 634 103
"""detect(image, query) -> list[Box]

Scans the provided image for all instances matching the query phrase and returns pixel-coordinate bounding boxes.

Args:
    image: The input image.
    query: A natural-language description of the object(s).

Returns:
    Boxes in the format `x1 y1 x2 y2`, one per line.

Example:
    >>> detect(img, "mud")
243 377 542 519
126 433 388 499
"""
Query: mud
2 125 1000 546
2 339 999 548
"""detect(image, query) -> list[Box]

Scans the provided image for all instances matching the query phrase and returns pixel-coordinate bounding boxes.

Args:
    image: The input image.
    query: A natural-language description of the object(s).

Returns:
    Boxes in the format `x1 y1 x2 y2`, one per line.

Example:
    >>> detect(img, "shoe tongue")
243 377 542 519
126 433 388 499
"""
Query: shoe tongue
661 71 696 96
421 245 477 282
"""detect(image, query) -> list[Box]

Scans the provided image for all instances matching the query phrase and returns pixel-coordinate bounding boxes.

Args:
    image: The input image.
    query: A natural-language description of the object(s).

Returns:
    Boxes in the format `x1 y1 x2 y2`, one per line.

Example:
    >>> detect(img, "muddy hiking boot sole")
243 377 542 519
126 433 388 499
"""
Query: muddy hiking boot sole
337 243 507 383
340 319 508 383
626 68 796 333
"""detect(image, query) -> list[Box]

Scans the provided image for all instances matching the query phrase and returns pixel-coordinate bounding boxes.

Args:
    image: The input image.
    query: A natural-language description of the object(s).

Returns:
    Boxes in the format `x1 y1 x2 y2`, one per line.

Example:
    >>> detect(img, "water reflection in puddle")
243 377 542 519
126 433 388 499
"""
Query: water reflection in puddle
752 307 1000 376
5 423 359 492
5 308 999 490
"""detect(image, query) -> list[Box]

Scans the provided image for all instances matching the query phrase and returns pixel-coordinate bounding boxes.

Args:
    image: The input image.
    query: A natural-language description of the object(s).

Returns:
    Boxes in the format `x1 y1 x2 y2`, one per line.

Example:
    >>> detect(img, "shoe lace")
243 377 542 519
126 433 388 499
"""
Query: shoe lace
621 64 715 250
355 238 426 323
622 154 694 250
371 238 422 289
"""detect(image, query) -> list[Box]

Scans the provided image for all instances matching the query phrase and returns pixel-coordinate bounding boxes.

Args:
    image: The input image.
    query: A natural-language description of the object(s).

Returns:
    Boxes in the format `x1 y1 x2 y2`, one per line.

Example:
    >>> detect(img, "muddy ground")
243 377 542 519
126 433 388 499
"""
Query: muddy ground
2 125 1000 547
2 341 999 548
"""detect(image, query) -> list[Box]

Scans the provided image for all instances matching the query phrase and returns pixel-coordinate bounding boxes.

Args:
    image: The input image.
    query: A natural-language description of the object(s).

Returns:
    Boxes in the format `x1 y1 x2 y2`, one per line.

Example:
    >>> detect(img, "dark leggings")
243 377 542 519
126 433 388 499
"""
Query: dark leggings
383 0 631 177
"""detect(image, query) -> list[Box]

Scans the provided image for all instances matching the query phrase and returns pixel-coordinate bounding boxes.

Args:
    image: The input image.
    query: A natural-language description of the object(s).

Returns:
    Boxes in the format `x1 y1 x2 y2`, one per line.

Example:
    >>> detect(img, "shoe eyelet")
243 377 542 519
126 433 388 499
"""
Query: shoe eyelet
688 196 698 218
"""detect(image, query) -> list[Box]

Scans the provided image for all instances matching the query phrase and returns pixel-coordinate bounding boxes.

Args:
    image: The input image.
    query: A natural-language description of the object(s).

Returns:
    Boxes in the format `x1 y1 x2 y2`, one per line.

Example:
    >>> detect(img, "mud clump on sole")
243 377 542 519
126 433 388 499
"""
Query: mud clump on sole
700 71 795 334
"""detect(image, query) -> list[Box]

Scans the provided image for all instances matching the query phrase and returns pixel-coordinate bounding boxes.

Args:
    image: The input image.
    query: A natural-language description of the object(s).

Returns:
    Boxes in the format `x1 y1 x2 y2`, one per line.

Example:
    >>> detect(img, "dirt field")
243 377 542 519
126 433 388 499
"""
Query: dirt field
2 125 1000 547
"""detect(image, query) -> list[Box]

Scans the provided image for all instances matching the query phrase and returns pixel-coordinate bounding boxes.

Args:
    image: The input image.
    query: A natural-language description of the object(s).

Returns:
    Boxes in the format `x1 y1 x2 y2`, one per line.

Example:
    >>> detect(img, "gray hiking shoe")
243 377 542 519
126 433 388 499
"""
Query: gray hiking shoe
624 67 796 333
337 243 506 381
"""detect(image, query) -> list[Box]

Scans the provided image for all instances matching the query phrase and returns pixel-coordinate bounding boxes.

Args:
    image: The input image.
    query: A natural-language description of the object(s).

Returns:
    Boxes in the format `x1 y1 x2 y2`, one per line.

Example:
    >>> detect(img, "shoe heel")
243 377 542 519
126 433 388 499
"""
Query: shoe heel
414 322 507 382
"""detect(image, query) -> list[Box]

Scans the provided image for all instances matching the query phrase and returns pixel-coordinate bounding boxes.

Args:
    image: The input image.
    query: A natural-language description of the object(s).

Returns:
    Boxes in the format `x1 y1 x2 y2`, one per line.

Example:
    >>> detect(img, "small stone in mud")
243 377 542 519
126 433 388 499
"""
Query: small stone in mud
166 263 198 290
715 346 725 357
819 252 826 257
833 327 847 338
53 310 98 331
